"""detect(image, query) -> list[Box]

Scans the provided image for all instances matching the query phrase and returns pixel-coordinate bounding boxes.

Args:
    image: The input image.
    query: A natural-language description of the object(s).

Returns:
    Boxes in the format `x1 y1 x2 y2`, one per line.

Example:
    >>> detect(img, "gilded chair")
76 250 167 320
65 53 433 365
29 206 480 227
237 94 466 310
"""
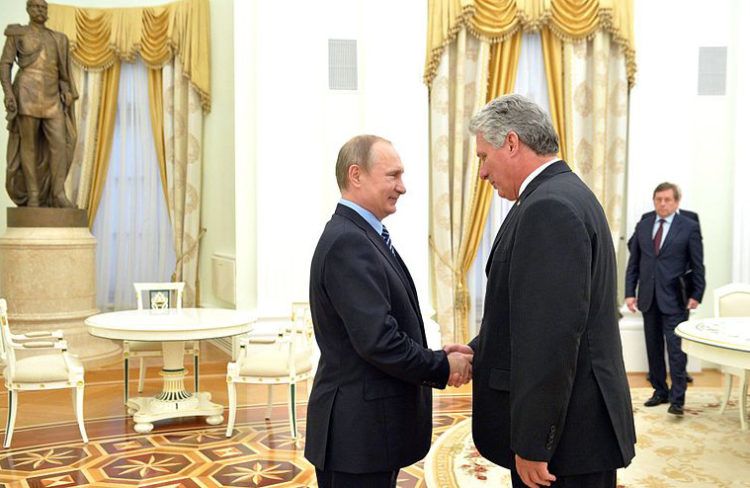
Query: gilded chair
122 282 200 403
713 283 750 427
226 302 314 439
0 299 88 448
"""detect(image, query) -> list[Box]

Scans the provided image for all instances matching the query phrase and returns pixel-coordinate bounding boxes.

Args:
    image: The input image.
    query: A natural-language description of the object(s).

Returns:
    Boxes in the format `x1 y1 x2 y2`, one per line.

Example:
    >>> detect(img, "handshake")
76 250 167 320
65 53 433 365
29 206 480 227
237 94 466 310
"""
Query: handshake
443 343 474 387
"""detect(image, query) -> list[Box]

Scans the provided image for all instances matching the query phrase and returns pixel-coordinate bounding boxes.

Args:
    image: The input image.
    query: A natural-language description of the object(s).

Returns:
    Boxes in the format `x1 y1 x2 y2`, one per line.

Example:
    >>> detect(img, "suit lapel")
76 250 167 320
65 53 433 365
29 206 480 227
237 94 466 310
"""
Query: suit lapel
640 215 656 255
659 214 684 255
335 205 424 325
485 161 573 275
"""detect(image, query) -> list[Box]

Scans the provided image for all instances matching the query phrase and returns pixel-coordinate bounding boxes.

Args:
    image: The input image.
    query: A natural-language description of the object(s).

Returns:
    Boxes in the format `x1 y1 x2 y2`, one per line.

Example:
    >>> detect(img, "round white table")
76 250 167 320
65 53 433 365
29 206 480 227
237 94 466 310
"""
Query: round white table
85 308 254 433
676 317 750 430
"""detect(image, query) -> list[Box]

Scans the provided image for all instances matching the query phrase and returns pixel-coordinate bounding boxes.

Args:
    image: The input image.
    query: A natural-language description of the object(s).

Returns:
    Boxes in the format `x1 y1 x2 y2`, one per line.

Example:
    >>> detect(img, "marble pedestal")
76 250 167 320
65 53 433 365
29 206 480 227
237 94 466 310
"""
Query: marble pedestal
0 208 121 365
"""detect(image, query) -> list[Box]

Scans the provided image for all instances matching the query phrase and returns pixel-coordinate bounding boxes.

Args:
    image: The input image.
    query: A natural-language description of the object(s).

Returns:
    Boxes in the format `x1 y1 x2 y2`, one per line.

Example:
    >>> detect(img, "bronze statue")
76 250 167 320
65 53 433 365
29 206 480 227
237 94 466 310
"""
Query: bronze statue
0 0 77 208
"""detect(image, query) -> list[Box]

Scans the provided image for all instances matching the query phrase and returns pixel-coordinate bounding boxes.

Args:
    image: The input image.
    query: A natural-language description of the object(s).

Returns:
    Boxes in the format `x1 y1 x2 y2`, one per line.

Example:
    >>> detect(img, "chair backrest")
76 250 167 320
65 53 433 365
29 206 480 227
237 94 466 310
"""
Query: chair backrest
133 282 185 310
0 299 16 376
290 301 312 334
714 283 750 317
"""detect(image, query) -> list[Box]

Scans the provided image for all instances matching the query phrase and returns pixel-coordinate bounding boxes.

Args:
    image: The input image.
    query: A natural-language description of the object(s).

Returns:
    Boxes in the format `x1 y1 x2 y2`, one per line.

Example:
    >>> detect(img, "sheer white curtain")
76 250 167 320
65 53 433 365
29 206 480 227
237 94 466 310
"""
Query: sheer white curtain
92 59 176 310
466 33 551 336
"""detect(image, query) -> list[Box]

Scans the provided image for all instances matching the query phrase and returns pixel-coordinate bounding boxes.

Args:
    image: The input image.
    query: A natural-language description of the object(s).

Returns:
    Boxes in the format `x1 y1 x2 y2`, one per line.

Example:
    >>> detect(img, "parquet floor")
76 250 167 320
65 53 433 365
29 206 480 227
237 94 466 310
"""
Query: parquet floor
0 342 722 487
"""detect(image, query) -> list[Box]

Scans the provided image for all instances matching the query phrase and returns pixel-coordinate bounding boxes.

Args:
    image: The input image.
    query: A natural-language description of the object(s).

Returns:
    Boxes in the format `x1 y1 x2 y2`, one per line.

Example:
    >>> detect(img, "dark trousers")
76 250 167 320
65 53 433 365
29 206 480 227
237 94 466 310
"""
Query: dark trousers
511 469 616 487
642 307 688 406
315 468 398 488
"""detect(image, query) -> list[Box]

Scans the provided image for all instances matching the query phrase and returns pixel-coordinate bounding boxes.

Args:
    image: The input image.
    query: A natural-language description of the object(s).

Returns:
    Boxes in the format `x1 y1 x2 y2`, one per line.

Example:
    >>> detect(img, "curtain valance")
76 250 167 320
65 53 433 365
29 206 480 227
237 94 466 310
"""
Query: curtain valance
48 0 210 112
425 0 635 89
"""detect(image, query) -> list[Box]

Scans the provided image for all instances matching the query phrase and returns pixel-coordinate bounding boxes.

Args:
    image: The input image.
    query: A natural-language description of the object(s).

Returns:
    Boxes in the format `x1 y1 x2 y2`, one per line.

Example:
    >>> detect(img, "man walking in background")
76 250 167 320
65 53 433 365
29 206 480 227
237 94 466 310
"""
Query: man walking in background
626 182 705 416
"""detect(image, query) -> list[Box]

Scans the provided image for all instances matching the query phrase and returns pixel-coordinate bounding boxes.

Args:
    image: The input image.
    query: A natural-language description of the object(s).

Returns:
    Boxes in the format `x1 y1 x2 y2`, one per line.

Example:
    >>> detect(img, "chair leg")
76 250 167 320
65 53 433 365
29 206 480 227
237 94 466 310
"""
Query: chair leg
74 386 89 443
226 381 237 437
720 373 734 415
4 390 18 448
740 371 749 431
138 358 146 393
124 358 130 405
194 354 200 392
265 385 273 420
288 383 297 439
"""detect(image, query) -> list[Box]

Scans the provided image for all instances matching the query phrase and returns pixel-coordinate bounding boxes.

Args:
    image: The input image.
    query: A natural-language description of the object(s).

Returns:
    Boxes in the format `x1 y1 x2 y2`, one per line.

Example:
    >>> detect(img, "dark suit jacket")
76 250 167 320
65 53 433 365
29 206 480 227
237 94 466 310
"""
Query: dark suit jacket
625 213 705 314
305 204 449 473
469 161 636 476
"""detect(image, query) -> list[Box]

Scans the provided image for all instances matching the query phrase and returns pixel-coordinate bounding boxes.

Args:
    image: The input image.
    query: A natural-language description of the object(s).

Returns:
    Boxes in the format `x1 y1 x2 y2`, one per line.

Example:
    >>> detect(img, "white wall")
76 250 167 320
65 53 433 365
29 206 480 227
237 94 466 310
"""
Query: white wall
199 0 235 307
627 0 741 319
237 0 429 318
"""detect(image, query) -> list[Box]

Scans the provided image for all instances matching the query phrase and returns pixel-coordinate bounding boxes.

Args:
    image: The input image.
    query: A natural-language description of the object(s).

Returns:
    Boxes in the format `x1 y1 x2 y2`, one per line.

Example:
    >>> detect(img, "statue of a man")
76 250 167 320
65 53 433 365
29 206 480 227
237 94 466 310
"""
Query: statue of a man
0 0 77 208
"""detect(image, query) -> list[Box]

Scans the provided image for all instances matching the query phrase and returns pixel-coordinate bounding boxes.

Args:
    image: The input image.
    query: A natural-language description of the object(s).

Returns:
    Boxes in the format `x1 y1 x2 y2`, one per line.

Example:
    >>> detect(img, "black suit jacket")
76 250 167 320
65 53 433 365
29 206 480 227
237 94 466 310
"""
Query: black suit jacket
637 209 701 304
469 161 636 476
625 213 705 314
305 204 449 473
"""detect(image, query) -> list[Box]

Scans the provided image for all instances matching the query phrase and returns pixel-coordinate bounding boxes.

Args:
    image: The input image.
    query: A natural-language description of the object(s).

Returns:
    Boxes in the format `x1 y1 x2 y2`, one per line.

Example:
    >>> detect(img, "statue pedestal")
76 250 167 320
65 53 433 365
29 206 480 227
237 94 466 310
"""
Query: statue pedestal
0 208 121 366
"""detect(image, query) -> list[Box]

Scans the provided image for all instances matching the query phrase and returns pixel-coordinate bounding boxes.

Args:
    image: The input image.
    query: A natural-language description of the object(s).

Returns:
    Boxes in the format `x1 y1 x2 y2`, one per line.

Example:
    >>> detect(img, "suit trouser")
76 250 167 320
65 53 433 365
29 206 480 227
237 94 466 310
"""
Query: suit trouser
511 469 616 487
642 307 688 406
315 468 398 488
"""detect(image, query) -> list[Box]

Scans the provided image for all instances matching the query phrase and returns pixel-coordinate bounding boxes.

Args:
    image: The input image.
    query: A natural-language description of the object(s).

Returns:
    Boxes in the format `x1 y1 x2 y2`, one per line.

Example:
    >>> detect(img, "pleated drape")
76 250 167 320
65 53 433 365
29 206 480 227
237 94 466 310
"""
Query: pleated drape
147 68 169 208
429 29 521 344
85 62 121 228
47 0 211 111
425 0 635 342
425 0 636 89
540 27 568 164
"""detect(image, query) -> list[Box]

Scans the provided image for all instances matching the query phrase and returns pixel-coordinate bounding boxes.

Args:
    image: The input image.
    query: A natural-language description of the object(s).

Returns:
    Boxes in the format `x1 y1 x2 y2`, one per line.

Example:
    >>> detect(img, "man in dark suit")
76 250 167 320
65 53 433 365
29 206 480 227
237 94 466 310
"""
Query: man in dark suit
305 135 473 488
625 182 705 416
448 95 636 488
636 203 700 384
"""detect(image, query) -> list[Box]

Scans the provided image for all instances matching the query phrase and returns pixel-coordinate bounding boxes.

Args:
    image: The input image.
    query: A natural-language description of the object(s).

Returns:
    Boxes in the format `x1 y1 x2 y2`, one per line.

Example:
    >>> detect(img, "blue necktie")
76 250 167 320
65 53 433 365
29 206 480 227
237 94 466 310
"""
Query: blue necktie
381 225 395 255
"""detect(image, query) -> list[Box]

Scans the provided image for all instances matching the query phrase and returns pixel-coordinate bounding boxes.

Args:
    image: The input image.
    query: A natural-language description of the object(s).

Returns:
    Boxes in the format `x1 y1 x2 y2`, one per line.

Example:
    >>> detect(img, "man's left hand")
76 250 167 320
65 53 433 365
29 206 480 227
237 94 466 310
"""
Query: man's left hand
515 455 556 488
687 298 699 310
61 92 73 107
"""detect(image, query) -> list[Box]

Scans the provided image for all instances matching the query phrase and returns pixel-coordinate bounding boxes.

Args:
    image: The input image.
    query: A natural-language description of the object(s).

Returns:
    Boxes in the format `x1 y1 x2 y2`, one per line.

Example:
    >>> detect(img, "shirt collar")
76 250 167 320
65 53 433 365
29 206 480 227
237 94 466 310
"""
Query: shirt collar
655 212 676 224
517 158 560 200
339 198 383 234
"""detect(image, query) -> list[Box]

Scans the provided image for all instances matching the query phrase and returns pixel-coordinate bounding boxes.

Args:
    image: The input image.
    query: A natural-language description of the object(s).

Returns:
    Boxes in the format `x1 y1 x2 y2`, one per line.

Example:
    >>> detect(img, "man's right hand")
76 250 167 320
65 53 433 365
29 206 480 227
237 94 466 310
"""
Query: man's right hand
447 352 472 387
4 96 16 113
625 297 638 313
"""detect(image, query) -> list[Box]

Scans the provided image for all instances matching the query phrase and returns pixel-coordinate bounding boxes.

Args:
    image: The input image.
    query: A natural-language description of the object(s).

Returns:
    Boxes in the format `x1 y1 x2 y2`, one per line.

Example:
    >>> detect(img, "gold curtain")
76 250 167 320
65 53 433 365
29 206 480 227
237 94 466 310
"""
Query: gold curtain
456 31 522 313
147 69 169 207
47 0 211 112
425 0 636 89
540 27 568 164
85 62 121 227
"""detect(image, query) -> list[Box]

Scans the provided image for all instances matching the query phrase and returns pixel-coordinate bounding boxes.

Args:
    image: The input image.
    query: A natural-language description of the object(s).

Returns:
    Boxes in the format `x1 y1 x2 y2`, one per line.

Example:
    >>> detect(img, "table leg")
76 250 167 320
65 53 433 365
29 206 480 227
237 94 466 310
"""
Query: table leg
126 341 224 433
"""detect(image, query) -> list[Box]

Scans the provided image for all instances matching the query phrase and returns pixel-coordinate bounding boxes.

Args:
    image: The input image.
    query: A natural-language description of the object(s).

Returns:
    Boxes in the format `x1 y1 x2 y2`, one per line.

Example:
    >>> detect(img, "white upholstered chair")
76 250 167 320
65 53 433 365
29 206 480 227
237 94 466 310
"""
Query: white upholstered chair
713 283 750 426
0 299 88 448
122 282 200 403
226 302 314 439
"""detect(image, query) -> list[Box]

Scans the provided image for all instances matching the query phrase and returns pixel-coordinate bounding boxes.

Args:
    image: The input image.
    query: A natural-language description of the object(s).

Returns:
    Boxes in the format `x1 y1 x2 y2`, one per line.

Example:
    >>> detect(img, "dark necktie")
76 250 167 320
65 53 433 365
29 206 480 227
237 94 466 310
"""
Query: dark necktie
653 218 666 255
381 225 395 255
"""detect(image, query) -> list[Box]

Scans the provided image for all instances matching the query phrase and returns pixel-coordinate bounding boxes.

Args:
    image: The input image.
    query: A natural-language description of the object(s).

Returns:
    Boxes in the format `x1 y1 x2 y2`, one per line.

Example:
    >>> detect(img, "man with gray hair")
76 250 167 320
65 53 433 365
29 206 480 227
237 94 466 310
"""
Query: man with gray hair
446 95 635 487
305 135 473 487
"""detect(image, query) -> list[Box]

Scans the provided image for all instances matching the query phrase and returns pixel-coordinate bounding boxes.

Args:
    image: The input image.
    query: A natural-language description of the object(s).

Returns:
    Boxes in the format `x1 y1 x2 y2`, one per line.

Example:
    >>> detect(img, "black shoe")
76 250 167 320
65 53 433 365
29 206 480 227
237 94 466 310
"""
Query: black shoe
668 404 684 416
644 394 669 407
686 374 694 383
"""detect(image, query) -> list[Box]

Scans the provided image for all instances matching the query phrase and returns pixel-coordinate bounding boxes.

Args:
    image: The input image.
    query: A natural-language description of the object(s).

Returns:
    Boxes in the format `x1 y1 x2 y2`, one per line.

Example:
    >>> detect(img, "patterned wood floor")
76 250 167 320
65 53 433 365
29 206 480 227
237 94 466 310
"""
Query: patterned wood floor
0 394 473 487
0 342 721 488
